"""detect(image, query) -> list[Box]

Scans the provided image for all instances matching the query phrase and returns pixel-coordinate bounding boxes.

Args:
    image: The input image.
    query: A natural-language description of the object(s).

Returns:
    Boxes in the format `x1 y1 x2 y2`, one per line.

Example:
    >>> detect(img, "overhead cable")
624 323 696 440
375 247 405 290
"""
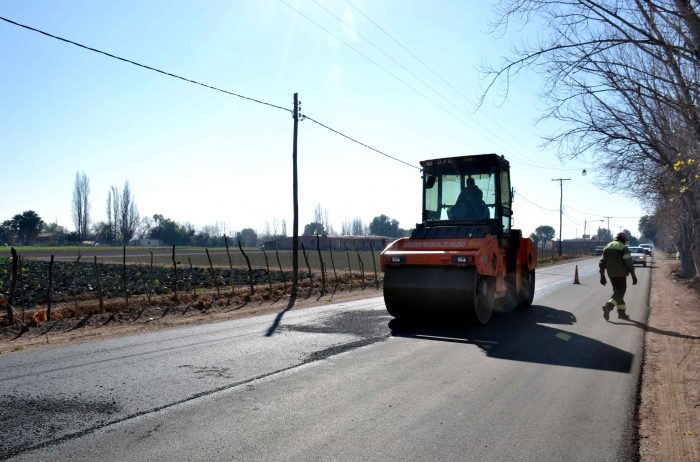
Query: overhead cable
513 191 559 212
0 15 418 171
341 0 584 173
0 16 291 113
303 115 420 170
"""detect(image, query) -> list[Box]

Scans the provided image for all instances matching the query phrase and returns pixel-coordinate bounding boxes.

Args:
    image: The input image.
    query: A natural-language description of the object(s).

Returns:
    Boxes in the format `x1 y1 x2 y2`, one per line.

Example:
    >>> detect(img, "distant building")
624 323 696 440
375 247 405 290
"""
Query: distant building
130 238 163 247
262 235 393 251
36 232 60 245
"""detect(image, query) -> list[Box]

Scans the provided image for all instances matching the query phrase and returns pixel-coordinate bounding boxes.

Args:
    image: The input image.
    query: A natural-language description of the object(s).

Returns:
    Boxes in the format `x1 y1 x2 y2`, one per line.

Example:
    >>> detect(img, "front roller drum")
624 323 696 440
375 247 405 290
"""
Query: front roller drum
383 266 495 324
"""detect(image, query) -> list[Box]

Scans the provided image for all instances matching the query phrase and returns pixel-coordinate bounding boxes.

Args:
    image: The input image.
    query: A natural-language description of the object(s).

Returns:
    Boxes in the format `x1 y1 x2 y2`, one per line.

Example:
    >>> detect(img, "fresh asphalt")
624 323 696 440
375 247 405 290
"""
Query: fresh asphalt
1 257 650 461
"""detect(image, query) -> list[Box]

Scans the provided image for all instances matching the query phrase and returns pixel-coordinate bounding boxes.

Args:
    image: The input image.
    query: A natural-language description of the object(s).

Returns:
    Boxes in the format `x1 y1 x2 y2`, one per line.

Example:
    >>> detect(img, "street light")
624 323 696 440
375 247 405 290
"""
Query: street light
583 219 604 240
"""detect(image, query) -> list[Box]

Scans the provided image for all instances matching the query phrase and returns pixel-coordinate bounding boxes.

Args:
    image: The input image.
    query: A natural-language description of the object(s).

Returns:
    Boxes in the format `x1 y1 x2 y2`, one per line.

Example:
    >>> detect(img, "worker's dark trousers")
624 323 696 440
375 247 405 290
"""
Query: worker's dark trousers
609 277 627 309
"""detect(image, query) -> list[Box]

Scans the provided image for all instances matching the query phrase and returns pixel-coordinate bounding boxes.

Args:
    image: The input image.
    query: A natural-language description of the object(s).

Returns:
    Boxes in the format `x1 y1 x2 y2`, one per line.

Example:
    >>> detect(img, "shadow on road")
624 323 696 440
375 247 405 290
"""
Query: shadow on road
265 293 297 337
608 318 700 339
389 305 633 373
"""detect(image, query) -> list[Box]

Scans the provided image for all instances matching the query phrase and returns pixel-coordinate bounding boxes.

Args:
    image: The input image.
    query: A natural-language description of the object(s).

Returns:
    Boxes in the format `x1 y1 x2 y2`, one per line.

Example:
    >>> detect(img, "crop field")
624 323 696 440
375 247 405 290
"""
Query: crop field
0 246 381 272
0 246 383 314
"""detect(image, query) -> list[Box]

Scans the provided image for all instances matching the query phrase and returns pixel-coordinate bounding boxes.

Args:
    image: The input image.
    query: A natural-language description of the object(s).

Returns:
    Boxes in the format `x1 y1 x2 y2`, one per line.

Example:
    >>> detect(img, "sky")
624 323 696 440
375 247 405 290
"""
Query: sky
0 0 650 242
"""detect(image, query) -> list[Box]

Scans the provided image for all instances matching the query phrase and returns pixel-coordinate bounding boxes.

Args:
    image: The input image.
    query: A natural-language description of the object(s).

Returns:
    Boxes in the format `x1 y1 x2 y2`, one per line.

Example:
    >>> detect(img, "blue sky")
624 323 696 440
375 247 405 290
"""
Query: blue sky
0 0 648 241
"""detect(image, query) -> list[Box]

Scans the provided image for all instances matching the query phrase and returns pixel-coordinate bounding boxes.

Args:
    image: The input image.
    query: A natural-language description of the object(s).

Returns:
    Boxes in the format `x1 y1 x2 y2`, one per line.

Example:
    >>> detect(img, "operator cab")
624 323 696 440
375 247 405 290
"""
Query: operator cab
413 154 513 239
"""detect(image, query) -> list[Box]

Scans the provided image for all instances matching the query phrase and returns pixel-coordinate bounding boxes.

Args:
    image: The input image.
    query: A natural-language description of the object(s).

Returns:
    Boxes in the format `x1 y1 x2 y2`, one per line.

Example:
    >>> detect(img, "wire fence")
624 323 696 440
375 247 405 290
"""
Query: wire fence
0 239 384 326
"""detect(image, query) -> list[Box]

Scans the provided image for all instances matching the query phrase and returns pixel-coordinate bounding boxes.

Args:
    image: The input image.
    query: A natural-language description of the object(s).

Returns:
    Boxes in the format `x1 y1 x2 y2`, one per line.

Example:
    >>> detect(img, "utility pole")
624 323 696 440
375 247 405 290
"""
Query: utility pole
552 178 571 256
291 93 300 299
603 216 613 238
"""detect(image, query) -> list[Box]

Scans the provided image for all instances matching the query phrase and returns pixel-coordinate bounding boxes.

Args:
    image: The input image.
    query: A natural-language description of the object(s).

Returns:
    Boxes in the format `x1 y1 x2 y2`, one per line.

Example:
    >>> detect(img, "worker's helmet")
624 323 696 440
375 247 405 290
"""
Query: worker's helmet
615 232 628 243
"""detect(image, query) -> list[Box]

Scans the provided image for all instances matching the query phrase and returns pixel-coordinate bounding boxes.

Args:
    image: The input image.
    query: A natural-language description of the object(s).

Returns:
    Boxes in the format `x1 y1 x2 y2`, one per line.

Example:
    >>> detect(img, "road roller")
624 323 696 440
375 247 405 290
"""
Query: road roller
381 154 537 324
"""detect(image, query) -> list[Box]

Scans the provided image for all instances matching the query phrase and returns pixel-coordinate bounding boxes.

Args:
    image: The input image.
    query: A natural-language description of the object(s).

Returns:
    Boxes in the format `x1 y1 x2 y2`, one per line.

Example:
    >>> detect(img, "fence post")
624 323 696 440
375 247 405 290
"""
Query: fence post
344 242 353 292
74 253 82 313
224 235 236 296
94 256 104 313
47 255 54 321
122 246 128 309
369 242 379 289
188 257 197 298
6 247 18 324
315 234 326 295
260 245 273 297
356 246 366 289
205 248 221 298
18 255 25 324
171 244 178 302
301 243 313 296
275 250 287 292
147 251 153 306
238 240 255 296
327 237 338 286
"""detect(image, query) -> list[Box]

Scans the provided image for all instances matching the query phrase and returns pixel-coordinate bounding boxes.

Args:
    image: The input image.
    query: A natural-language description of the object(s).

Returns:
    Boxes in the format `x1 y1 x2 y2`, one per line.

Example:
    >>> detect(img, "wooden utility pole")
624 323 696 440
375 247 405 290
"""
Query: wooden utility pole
552 178 571 256
291 92 300 298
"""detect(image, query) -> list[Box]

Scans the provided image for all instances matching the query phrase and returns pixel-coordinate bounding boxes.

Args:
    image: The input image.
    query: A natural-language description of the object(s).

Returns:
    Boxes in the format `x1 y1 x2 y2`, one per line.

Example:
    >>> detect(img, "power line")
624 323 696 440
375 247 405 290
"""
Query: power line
0 15 419 171
0 16 291 114
342 1 589 174
344 0 469 103
303 115 419 170
513 191 559 212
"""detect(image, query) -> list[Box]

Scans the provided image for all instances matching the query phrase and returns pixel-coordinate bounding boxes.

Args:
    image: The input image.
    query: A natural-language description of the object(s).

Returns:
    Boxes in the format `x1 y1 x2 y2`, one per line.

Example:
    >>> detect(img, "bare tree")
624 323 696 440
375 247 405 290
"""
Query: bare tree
71 171 90 240
120 181 139 244
106 185 120 244
485 0 700 277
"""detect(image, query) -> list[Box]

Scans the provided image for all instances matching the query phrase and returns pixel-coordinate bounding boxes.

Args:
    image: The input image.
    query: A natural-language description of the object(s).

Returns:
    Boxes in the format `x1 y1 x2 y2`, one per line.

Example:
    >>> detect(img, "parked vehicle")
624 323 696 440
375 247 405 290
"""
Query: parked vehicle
628 247 648 266
639 243 653 255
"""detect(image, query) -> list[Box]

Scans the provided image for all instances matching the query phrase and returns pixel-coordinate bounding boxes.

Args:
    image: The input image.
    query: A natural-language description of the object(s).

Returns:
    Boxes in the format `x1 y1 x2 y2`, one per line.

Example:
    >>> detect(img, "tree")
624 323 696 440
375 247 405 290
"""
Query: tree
0 220 13 244
10 210 44 245
369 215 406 237
342 218 368 236
638 215 657 243
485 1 700 277
105 181 140 244
119 181 139 244
621 229 639 246
597 228 613 243
303 222 325 236
105 186 120 244
71 171 90 240
534 225 555 248
236 228 258 247
148 217 194 246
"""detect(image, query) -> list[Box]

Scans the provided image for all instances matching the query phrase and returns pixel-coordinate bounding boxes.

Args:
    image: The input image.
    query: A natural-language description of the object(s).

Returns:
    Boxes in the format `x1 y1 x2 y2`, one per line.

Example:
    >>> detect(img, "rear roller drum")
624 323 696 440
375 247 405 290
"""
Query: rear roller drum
518 269 535 309
470 276 494 324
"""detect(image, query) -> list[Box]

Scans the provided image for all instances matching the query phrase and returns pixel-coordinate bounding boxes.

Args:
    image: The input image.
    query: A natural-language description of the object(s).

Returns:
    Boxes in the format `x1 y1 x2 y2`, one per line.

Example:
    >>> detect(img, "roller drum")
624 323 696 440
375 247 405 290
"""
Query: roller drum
383 266 490 322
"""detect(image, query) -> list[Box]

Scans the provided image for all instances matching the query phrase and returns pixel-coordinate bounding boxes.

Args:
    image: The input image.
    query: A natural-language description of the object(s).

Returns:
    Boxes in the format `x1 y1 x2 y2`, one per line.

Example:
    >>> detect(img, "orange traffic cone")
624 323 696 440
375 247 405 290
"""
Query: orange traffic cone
574 265 580 284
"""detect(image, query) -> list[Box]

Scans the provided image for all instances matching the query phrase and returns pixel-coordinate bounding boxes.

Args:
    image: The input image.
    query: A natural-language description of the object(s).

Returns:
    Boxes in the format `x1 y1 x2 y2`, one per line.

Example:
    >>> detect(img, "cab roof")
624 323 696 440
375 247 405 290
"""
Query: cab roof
420 153 510 170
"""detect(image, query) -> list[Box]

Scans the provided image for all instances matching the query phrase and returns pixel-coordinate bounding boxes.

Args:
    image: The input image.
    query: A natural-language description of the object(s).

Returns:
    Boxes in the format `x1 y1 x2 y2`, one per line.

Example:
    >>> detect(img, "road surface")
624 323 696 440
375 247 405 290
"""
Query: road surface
1 257 650 461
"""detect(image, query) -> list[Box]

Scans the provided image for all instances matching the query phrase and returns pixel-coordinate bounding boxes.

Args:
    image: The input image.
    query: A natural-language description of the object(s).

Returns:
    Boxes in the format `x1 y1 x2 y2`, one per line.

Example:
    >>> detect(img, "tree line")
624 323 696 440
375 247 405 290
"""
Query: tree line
0 174 410 247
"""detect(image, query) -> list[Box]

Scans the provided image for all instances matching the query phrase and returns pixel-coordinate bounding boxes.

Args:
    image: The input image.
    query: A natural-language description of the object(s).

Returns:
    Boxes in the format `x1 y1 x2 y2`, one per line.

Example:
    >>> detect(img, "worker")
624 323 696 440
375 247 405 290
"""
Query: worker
449 177 489 220
599 232 637 320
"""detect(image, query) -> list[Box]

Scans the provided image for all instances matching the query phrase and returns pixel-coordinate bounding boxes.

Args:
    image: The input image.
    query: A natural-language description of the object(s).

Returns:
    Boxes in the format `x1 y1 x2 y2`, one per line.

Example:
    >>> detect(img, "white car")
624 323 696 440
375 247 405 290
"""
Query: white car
628 247 648 266
639 243 653 255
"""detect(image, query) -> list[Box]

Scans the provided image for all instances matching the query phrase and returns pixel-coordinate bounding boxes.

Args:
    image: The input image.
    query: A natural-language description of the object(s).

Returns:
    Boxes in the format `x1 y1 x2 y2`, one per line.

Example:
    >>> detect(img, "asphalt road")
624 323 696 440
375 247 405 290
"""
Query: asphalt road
1 257 651 461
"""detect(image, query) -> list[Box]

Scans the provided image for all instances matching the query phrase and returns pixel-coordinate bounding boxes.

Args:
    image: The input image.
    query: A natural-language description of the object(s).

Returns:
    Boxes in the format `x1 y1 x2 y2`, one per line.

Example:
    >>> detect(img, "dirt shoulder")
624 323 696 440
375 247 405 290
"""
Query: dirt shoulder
639 257 699 461
0 286 383 354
